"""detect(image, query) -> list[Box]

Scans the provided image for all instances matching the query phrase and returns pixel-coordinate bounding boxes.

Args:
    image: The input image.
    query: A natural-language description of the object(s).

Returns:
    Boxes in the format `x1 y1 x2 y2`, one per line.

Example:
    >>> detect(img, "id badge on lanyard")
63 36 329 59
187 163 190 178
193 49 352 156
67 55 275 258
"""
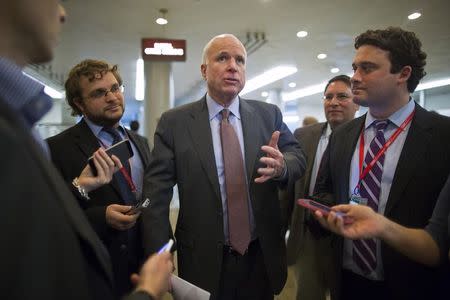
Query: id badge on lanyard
350 110 414 206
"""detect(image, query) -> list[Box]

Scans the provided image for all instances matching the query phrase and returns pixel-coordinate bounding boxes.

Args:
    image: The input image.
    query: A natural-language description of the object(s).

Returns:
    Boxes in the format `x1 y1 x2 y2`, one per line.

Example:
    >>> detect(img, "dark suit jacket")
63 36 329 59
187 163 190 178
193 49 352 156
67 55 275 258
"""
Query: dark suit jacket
0 98 117 299
46 119 151 296
316 103 450 300
141 97 306 298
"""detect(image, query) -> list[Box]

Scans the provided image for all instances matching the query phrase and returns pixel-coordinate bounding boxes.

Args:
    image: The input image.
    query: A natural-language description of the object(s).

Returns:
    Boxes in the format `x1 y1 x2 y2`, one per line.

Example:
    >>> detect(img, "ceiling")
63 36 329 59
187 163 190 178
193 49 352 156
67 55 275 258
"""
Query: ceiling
51 0 450 119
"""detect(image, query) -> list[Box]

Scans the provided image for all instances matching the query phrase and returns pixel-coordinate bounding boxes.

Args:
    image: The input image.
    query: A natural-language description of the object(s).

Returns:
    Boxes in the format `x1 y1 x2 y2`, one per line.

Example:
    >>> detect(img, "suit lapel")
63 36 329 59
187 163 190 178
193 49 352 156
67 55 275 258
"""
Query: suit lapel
187 98 222 201
127 129 150 166
0 102 114 286
239 98 261 183
385 104 432 215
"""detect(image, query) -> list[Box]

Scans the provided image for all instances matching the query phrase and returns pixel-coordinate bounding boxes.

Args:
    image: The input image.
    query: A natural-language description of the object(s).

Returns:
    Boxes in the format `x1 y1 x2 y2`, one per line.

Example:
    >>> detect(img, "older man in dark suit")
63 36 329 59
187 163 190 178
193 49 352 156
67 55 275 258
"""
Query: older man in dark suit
141 33 306 300
314 27 450 300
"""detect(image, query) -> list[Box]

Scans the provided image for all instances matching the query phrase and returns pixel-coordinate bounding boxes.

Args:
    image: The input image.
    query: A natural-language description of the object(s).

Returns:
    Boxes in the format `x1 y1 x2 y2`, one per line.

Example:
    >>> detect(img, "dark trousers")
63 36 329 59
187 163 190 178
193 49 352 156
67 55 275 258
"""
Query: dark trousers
217 240 273 300
341 269 389 300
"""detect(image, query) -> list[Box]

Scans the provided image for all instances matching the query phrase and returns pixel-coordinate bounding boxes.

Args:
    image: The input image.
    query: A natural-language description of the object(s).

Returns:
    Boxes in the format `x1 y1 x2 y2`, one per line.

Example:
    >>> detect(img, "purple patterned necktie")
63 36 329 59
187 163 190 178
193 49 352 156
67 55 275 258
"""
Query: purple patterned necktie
220 109 251 255
353 119 389 274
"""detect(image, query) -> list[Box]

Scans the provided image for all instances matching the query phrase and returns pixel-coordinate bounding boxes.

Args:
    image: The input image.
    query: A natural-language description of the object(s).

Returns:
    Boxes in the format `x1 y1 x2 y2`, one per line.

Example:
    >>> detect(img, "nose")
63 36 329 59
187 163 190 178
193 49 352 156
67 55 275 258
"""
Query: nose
227 58 238 72
329 95 340 106
351 69 361 84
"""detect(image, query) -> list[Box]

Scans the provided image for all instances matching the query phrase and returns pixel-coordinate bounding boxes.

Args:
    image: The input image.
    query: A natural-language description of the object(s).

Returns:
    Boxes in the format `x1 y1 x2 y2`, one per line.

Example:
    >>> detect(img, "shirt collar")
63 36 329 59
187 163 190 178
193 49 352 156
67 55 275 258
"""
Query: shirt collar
0 57 46 112
365 98 415 129
206 93 241 121
324 122 332 139
84 117 126 138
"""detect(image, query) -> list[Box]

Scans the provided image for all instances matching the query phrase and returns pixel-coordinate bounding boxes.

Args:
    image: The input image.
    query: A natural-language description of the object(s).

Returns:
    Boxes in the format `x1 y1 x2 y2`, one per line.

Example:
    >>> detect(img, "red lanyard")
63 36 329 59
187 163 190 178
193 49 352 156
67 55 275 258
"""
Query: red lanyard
97 139 136 193
357 110 415 190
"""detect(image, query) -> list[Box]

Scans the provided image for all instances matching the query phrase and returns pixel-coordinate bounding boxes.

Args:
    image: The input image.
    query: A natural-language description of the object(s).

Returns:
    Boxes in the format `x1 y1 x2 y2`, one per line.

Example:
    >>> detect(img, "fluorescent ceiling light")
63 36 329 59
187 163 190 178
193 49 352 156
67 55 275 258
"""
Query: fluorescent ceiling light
240 65 297 95
317 53 327 59
331 67 340 73
23 71 64 99
282 81 327 102
288 82 297 88
283 115 300 123
261 91 269 97
416 77 450 91
296 31 308 38
135 58 145 101
408 12 421 20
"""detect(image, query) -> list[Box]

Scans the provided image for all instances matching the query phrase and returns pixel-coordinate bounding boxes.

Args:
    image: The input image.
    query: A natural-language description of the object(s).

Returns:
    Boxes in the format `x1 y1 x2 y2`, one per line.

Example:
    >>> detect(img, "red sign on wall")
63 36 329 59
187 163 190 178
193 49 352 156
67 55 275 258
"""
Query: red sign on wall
141 38 186 62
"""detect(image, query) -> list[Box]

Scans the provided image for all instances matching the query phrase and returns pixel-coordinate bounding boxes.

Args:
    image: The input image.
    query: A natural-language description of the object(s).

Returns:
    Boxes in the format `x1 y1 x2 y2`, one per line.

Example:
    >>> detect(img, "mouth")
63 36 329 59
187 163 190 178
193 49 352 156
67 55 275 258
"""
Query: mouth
105 105 121 112
224 78 239 84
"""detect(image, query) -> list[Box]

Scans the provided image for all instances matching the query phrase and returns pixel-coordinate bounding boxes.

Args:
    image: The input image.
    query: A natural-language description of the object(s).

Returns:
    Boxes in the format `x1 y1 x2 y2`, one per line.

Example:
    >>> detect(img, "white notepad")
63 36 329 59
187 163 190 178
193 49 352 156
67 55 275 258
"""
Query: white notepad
170 274 211 300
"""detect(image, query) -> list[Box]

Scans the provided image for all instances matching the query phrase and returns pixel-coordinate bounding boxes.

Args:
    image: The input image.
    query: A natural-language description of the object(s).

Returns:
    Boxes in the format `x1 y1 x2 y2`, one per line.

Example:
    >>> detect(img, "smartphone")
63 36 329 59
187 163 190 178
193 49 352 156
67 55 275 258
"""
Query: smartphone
88 139 133 176
126 198 150 215
297 199 352 224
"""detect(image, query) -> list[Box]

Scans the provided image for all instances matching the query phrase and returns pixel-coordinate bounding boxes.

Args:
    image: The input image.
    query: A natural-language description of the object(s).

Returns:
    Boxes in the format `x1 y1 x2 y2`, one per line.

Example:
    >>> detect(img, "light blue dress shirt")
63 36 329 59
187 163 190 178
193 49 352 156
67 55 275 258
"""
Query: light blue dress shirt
0 57 52 158
206 94 256 244
344 99 415 280
84 118 145 201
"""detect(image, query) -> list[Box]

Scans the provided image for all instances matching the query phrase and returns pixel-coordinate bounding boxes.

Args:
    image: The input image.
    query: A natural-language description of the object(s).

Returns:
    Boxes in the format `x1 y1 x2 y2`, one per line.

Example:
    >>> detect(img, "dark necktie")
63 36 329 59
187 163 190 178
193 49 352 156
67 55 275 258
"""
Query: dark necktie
102 127 135 205
353 119 389 274
220 109 251 255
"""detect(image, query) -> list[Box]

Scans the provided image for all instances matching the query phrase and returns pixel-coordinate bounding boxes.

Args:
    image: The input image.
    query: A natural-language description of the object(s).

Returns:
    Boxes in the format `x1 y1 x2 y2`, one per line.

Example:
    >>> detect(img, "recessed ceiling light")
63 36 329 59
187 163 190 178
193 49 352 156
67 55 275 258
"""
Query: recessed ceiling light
296 31 308 38
261 91 269 97
156 17 168 25
317 53 327 60
288 82 297 88
330 67 340 73
408 12 421 20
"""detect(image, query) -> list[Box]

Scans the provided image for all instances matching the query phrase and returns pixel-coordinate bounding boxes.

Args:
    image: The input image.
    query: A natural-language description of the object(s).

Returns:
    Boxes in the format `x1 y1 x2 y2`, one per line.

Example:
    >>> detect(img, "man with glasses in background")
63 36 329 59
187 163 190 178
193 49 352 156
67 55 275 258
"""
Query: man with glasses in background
280 75 359 300
47 59 151 298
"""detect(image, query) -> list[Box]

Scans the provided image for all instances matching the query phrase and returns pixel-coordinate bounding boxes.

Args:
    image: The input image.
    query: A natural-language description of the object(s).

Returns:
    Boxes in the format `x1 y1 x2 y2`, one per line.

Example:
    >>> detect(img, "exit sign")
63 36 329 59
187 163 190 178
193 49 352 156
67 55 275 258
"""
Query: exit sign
142 38 186 62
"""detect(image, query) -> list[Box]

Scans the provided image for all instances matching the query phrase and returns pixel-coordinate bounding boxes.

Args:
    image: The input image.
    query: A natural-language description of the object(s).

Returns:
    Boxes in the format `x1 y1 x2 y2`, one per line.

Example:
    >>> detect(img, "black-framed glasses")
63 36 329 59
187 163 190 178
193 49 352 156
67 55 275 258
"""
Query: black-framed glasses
323 93 351 102
85 84 124 100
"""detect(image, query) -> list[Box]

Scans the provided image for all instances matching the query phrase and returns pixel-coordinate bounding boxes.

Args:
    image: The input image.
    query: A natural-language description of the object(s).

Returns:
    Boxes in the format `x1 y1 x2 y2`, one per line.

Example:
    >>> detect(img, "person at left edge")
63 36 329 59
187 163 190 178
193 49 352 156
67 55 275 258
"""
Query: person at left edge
47 59 151 297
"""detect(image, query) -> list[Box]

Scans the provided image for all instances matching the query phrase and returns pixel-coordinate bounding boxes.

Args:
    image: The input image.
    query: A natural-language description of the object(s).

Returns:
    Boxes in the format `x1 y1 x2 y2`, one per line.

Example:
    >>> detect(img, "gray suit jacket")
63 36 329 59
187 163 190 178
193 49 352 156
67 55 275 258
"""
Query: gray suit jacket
281 122 327 264
141 96 306 298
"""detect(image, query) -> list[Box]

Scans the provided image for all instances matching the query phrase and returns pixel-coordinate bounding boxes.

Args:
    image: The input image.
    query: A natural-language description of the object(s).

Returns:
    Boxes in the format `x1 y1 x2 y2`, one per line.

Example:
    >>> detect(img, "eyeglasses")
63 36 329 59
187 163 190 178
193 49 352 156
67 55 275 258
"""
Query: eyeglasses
84 84 124 100
323 93 351 102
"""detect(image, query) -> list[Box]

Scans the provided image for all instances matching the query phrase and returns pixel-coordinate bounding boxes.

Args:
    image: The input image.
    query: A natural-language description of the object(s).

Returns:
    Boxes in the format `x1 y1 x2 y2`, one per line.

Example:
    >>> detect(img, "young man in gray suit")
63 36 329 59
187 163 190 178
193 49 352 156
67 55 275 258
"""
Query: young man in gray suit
141 34 306 299
281 75 359 300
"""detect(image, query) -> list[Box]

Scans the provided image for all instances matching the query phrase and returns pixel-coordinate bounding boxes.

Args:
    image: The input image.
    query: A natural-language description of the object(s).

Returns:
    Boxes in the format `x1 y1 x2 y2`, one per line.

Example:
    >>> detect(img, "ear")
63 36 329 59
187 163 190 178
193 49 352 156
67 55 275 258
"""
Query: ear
397 65 412 84
200 64 207 80
73 98 85 114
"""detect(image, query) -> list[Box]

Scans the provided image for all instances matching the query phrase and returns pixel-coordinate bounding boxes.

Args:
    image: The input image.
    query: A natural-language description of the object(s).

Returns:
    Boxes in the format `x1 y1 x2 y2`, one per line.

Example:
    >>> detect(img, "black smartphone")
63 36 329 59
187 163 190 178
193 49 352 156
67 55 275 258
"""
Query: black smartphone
126 198 150 215
88 139 134 176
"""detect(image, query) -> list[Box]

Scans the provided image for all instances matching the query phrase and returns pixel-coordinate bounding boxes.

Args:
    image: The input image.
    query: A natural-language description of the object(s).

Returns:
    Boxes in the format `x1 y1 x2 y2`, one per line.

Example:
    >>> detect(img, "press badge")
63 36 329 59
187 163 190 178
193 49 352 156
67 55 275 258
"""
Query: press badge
350 194 368 206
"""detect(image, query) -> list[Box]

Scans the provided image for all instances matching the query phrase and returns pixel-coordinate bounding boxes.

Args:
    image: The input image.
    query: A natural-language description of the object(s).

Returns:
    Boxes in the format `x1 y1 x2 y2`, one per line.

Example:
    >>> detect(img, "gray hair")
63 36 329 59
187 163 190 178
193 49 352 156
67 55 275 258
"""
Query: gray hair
201 34 247 64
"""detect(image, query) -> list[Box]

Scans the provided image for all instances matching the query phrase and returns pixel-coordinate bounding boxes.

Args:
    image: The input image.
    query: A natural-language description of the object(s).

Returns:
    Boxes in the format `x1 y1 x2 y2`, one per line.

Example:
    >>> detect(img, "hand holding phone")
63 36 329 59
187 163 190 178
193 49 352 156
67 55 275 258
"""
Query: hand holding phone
126 198 150 215
88 139 133 176
297 199 352 224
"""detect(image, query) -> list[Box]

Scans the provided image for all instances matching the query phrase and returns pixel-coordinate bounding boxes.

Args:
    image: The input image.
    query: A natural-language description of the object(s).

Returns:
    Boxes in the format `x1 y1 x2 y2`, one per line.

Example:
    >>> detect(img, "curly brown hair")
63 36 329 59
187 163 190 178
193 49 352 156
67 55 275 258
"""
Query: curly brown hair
65 59 123 116
354 27 427 93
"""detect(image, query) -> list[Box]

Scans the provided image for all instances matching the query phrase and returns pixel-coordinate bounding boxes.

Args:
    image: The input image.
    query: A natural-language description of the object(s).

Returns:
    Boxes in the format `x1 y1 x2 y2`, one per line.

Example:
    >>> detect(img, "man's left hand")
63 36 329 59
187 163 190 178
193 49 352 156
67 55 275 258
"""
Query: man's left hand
255 131 286 183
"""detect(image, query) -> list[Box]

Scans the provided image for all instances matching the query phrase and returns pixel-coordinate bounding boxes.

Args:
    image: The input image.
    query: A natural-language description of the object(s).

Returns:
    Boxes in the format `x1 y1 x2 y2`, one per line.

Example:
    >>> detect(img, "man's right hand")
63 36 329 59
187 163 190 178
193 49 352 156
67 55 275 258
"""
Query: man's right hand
106 204 140 230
